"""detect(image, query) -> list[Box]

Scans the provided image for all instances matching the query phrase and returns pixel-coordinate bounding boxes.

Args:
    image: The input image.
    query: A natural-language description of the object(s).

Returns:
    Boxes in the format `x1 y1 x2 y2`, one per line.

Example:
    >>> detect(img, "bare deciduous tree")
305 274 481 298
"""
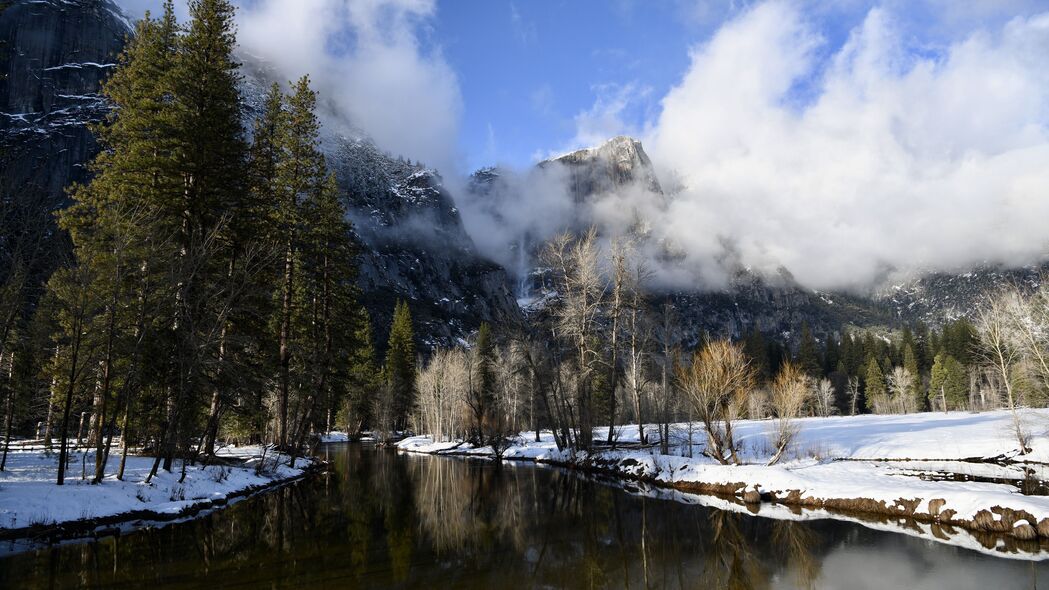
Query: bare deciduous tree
768 363 810 465
887 367 916 415
677 340 755 465
542 228 603 450
811 378 835 418
975 291 1030 453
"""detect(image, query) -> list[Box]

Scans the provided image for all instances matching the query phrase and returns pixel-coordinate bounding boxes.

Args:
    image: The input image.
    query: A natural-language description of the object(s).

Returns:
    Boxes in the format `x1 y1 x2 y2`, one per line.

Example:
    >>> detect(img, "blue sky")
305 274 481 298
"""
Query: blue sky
426 0 1047 171
117 0 1049 173
433 0 700 169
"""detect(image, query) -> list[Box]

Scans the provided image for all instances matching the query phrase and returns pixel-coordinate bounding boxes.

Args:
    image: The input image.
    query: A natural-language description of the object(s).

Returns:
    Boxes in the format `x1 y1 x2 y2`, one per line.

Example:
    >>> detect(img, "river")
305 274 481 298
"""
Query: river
1 443 1048 589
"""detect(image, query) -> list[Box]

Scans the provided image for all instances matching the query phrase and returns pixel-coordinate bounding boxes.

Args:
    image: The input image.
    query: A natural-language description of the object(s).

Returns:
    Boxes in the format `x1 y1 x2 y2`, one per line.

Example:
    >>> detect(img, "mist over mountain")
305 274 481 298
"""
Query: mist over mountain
5 0 1049 349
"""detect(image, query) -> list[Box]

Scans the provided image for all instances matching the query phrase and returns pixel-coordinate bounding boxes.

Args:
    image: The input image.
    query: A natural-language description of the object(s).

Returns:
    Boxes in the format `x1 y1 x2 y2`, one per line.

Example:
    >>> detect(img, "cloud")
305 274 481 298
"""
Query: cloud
510 2 538 45
484 0 1049 293
235 0 463 175
642 0 1049 290
117 0 462 175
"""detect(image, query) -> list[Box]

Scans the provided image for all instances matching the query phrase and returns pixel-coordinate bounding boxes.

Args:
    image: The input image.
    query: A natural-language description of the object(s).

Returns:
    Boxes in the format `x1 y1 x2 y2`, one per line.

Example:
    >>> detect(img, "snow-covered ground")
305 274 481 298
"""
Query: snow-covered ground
398 409 1049 553
0 445 312 532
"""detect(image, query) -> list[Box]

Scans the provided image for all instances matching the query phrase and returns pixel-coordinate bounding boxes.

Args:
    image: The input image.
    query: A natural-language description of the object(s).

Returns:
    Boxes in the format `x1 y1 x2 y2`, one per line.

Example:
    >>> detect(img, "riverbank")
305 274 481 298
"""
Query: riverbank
0 445 318 543
397 409 1049 544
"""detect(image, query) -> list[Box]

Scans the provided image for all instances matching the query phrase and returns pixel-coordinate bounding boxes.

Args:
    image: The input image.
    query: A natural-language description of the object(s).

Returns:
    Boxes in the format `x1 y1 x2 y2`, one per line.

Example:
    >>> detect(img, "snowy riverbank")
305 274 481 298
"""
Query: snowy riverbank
397 409 1049 548
0 445 315 538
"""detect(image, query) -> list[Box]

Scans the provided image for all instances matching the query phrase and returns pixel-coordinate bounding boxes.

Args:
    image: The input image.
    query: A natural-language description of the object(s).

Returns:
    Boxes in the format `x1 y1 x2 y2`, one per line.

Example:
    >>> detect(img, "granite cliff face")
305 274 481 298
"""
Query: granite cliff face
324 136 519 348
0 0 130 291
1 0 519 348
545 135 663 198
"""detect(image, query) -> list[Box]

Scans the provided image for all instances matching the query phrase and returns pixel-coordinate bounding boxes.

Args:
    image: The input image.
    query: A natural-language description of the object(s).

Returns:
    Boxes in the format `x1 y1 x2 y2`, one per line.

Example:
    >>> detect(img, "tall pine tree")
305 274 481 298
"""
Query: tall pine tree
386 300 416 431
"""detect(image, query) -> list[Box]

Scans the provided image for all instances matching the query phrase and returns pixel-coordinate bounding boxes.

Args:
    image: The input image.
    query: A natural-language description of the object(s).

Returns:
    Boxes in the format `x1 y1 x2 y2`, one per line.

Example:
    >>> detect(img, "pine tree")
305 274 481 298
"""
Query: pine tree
929 353 967 411
903 344 925 411
158 0 252 475
345 309 381 435
55 3 183 481
290 173 360 452
743 328 770 381
823 335 840 376
863 356 887 413
795 323 821 377
273 75 326 448
385 300 416 431
468 322 497 442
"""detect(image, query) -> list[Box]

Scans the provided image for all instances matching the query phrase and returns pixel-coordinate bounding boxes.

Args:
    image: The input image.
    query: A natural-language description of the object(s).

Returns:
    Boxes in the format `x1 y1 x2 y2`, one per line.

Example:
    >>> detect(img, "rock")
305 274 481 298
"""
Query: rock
0 0 130 289
543 135 663 197
742 488 761 504
927 498 946 518
1037 518 1049 538
1013 523 1037 541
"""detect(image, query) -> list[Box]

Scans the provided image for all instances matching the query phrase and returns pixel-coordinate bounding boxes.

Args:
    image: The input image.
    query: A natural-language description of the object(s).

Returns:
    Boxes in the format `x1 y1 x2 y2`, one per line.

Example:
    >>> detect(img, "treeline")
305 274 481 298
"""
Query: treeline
741 316 982 415
404 228 1049 460
0 0 401 483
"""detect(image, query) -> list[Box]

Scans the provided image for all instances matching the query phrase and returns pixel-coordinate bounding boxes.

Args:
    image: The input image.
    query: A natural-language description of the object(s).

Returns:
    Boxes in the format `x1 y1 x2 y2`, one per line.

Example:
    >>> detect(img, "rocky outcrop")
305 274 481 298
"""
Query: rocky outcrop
325 137 519 348
240 63 520 348
0 0 130 288
544 135 663 198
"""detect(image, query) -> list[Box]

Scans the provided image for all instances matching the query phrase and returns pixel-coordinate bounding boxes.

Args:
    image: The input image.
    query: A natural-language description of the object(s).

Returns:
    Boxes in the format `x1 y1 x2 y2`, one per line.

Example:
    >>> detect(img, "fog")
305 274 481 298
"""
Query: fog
463 1 1049 293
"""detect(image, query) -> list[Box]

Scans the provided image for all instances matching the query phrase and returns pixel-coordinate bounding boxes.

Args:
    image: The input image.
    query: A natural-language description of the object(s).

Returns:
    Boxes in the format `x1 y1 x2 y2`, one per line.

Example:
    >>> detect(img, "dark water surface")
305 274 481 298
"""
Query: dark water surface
2 443 1048 589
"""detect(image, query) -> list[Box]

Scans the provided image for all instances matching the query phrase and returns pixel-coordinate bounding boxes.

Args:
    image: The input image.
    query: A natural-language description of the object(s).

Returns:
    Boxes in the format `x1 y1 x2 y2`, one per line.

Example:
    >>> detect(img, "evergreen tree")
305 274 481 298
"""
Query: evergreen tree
386 300 416 431
929 353 968 411
293 172 360 447
55 4 182 480
863 356 886 413
795 323 821 377
467 322 497 442
272 75 327 448
823 334 840 376
345 309 381 435
160 0 252 474
903 344 925 411
743 328 770 381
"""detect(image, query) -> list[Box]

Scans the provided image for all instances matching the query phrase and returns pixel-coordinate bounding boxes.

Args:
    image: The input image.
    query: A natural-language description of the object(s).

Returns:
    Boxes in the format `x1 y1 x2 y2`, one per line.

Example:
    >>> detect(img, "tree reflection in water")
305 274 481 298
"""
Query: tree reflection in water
1 444 1047 589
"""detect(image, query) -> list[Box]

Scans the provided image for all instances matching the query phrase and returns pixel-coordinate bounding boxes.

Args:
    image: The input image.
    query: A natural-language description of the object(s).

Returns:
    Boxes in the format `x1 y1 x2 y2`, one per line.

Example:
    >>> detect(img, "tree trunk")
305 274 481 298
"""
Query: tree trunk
57 329 84 486
278 241 293 448
0 353 14 471
92 298 117 483
117 401 132 481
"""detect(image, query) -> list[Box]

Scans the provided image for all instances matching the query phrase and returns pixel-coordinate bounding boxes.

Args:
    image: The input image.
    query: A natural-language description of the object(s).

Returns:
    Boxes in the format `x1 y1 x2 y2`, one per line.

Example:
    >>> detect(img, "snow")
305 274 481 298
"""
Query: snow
397 409 1049 557
0 445 311 532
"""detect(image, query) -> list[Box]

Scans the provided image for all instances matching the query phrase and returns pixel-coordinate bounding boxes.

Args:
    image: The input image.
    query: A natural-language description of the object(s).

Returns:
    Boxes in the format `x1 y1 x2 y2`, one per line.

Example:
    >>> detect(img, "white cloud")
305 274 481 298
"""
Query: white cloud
537 0 1049 292
235 0 462 175
117 0 462 175
642 1 1049 290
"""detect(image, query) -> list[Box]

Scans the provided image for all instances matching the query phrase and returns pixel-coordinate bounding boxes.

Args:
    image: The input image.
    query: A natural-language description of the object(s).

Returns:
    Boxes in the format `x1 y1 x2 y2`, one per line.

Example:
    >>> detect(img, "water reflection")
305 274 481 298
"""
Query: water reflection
1 444 1047 589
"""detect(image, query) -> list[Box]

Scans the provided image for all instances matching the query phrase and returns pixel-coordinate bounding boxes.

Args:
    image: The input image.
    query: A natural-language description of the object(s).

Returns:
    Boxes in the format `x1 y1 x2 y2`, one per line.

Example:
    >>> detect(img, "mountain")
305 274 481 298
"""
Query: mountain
0 0 131 296
324 136 519 348
486 135 1047 344
0 0 519 349
544 135 663 198
2 0 1037 351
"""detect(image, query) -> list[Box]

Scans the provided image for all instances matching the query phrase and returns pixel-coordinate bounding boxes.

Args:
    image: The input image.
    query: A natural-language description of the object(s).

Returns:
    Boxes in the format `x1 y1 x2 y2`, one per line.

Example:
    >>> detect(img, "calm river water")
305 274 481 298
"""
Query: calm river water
2 443 1048 589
